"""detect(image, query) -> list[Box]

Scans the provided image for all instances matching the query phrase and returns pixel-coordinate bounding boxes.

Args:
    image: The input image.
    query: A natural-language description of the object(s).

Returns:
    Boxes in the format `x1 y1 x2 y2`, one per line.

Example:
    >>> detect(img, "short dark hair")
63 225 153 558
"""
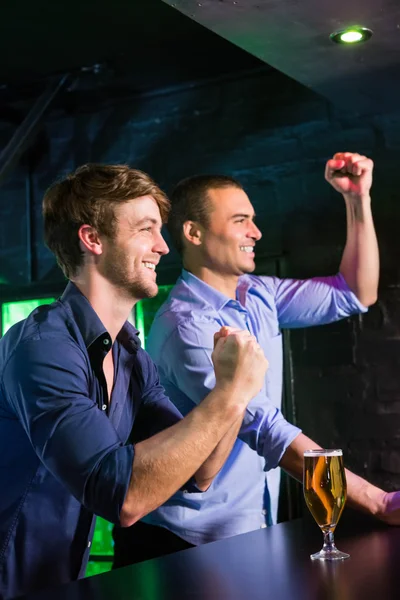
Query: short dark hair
43 163 170 278
168 174 243 255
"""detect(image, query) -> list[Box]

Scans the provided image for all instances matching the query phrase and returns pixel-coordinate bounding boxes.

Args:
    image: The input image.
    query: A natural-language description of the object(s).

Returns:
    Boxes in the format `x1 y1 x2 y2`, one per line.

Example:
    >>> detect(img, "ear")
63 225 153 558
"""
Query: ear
78 224 103 256
182 220 203 247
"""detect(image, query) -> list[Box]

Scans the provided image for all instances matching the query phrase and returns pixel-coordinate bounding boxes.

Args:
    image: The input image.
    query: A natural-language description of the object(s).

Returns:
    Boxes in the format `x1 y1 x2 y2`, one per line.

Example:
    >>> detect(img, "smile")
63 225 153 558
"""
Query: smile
239 246 254 253
143 262 156 271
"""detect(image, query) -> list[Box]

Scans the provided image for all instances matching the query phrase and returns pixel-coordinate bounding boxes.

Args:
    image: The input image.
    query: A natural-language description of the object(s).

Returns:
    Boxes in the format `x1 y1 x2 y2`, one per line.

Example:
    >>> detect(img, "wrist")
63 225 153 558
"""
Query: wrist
357 480 386 518
213 381 252 409
343 191 371 205
346 469 384 516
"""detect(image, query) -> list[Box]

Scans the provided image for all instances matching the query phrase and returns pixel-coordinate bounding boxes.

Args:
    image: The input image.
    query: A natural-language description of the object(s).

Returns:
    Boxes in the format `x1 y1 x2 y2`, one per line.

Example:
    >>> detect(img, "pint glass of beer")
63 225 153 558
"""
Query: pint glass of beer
303 449 350 560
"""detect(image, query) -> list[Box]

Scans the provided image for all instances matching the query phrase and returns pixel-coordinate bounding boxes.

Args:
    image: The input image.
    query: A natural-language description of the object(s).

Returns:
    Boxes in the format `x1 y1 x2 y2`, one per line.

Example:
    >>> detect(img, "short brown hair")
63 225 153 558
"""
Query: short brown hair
43 163 170 278
168 174 243 255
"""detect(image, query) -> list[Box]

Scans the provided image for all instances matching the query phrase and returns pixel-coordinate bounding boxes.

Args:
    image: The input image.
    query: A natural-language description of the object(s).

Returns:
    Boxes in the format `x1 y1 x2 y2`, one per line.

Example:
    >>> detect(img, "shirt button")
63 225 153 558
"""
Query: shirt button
262 509 267 515
102 404 107 411
260 524 267 529
103 338 110 346
87 541 92 548
182 489 188 494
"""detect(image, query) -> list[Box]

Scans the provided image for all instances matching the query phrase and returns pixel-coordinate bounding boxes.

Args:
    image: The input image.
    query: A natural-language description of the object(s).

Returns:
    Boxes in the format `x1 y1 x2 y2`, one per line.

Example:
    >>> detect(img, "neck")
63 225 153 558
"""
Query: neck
72 272 136 342
185 264 239 300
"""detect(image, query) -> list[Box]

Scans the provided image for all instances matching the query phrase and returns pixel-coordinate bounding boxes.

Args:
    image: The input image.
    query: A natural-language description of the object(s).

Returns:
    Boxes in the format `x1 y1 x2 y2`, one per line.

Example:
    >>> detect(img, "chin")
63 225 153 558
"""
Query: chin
240 262 256 274
138 283 159 299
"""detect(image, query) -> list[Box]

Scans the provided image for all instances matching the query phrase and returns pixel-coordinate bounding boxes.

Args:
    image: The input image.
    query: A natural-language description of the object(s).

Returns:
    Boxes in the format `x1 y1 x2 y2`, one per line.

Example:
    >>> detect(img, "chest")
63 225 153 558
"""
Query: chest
223 295 280 343
89 348 143 444
102 353 115 401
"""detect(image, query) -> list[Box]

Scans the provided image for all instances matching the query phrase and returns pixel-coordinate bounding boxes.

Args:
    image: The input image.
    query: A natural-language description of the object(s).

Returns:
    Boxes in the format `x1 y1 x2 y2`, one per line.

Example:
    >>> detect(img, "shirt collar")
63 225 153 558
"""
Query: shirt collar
181 269 252 311
60 282 140 353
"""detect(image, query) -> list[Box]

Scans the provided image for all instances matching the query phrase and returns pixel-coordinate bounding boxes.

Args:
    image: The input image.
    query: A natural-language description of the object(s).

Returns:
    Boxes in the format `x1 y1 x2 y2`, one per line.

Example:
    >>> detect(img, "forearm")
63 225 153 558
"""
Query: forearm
194 413 244 490
339 193 379 306
279 433 390 520
279 432 320 481
120 387 246 527
345 469 383 515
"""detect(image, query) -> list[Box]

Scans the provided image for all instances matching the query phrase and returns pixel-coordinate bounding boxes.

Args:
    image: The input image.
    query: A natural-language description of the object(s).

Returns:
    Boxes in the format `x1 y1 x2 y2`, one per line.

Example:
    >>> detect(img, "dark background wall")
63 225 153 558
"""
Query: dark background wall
1 67 400 493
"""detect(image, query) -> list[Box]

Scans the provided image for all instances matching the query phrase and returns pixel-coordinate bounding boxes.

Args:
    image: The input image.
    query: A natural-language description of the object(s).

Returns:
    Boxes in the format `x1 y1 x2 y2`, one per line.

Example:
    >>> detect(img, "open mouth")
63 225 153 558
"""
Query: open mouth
143 262 156 271
239 246 254 254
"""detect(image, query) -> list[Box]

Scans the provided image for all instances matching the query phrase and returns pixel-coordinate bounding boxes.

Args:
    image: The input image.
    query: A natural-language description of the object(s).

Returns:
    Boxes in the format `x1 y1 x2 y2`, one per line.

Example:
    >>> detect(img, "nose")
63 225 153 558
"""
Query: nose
154 230 170 256
249 221 262 241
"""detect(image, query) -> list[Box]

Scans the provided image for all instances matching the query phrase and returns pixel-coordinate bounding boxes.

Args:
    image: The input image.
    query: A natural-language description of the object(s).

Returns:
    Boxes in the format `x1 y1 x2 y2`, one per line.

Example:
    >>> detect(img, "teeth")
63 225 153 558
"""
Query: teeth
240 246 254 253
143 262 156 270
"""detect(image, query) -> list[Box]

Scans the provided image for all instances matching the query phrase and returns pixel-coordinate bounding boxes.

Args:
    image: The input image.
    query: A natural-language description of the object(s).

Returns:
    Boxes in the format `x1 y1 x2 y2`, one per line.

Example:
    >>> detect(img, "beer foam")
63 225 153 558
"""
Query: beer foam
303 449 342 457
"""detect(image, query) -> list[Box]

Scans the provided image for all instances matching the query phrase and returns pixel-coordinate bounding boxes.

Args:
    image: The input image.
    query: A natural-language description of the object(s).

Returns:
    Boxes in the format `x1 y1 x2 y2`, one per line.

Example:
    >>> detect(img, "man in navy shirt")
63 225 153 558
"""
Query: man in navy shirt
0 164 269 599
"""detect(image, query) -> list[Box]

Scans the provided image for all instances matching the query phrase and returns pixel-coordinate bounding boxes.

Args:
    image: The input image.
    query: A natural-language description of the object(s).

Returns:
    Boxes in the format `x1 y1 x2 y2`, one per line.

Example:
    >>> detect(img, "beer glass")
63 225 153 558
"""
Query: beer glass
303 449 350 560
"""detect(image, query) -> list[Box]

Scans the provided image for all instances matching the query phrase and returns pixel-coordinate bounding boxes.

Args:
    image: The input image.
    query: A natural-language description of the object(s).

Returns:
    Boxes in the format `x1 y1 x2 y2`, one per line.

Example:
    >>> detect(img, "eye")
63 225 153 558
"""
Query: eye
234 218 245 224
140 227 152 232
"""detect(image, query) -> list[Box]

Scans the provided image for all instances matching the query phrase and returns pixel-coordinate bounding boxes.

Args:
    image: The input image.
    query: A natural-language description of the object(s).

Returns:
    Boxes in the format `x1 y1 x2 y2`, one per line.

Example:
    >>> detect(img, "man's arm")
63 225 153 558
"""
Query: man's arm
193 414 244 490
325 152 379 307
121 329 268 526
193 327 257 490
280 432 400 524
148 319 300 472
3 332 267 528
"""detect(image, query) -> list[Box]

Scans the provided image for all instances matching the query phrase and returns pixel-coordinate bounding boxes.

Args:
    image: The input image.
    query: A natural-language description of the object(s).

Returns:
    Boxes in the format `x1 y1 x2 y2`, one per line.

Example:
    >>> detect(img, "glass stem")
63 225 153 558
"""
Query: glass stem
322 529 336 553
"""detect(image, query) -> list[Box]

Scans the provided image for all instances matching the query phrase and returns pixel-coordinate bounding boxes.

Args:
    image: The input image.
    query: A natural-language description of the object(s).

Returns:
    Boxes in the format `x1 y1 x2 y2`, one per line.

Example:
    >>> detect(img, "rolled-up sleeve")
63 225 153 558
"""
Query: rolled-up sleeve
3 336 133 524
161 319 301 471
265 273 367 328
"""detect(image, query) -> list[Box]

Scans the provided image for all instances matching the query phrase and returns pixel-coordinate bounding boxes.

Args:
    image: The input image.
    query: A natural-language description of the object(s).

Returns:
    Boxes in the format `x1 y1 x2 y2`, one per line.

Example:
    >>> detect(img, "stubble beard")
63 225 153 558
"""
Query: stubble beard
100 247 158 301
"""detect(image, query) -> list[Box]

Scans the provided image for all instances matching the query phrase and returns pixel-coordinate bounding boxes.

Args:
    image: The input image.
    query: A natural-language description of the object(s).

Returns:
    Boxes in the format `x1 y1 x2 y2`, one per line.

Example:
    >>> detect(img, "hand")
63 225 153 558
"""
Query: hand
376 491 400 526
325 152 373 199
212 326 269 404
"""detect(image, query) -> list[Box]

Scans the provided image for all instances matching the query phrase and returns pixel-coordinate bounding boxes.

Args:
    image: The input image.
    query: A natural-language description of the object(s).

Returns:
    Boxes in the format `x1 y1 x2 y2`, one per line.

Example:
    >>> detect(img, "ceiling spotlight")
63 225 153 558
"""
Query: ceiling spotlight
330 26 373 44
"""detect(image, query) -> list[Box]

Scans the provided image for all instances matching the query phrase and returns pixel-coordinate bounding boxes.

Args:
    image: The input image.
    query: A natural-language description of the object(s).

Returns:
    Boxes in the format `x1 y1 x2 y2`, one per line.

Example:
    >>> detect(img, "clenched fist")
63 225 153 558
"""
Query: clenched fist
325 152 373 200
212 326 268 408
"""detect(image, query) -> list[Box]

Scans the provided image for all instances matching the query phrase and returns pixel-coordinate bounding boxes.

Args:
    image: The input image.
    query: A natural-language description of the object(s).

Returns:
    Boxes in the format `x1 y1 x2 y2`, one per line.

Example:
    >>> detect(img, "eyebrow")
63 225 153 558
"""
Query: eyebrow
128 217 160 228
230 213 257 220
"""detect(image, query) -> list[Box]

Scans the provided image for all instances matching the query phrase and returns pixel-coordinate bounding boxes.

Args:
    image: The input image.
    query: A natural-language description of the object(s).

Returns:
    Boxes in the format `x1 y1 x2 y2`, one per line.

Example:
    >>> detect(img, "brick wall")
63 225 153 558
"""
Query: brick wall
1 67 400 491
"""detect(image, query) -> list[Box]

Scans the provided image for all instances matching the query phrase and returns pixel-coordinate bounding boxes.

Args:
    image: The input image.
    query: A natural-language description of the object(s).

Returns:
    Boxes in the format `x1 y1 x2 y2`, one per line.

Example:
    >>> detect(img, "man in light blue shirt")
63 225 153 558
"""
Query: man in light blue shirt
113 152 386 565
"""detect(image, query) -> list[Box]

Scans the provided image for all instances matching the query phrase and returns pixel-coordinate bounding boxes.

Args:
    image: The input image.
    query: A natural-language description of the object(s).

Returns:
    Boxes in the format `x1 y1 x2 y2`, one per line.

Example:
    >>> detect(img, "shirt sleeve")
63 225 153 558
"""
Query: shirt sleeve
130 348 183 443
2 336 133 525
159 318 301 471
262 273 367 328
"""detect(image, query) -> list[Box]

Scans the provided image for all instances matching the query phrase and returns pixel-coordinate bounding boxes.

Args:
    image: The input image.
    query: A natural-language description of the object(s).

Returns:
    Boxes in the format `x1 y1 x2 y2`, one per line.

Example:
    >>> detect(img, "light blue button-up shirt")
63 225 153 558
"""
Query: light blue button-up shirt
144 270 367 544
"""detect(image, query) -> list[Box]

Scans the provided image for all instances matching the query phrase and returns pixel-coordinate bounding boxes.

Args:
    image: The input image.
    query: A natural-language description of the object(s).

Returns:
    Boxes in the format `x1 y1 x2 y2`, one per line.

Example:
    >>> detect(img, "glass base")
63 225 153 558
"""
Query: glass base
310 548 350 561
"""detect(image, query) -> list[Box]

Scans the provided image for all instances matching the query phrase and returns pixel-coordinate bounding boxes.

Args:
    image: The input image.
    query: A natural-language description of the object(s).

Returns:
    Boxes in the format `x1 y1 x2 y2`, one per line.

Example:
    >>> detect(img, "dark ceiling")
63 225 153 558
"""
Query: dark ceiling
0 0 264 114
1 0 399 119
166 0 400 115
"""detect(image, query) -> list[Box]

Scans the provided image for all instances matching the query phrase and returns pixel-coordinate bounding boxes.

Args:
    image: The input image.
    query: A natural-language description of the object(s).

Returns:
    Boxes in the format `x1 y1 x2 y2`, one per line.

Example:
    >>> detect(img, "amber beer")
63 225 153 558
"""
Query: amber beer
303 450 347 531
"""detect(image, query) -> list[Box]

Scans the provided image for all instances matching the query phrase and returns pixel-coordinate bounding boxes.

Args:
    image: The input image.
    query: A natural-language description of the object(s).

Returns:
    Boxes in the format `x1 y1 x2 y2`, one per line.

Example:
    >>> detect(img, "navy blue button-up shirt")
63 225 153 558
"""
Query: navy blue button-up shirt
0 282 182 599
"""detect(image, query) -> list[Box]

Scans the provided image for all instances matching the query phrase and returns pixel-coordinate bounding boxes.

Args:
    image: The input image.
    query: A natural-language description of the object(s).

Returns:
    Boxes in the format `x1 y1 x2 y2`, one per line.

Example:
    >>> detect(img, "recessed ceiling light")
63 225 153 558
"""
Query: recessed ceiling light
330 26 373 44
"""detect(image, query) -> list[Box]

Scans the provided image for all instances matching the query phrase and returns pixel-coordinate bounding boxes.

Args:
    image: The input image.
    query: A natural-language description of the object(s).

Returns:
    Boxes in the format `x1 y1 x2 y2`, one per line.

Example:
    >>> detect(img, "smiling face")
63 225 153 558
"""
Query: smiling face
197 186 262 277
98 195 169 301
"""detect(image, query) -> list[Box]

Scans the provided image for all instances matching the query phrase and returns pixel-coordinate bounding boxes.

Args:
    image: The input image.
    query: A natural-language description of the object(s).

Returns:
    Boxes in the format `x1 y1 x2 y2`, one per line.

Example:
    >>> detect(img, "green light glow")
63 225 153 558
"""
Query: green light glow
85 561 113 577
1 298 56 335
330 26 372 45
135 285 173 349
135 300 146 348
340 30 363 43
91 517 114 556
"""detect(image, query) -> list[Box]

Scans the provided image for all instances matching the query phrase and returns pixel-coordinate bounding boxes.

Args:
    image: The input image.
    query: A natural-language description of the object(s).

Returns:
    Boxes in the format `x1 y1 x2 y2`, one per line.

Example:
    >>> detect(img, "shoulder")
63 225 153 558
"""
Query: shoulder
1 307 88 391
147 285 222 355
158 286 216 320
240 274 281 308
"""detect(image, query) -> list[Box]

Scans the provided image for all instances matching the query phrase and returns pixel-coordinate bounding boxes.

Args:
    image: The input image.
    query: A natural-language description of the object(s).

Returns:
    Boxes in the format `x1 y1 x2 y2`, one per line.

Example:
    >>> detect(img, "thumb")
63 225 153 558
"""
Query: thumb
213 326 233 348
